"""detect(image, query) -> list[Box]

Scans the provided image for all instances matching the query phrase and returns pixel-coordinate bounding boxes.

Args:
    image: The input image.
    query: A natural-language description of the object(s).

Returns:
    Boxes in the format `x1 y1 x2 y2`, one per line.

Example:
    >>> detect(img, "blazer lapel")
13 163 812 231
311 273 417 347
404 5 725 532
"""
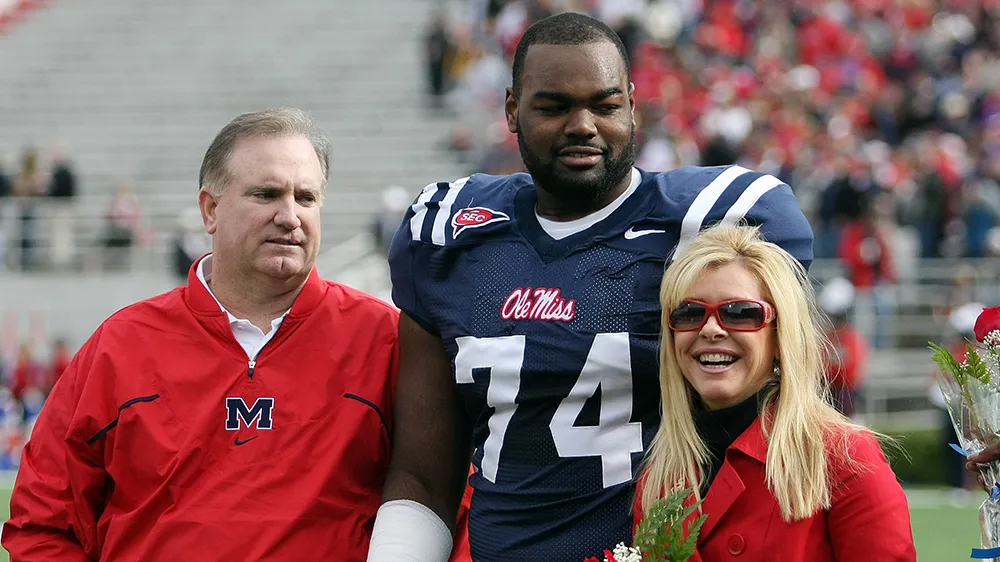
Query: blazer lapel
697 460 745 543
696 417 768 544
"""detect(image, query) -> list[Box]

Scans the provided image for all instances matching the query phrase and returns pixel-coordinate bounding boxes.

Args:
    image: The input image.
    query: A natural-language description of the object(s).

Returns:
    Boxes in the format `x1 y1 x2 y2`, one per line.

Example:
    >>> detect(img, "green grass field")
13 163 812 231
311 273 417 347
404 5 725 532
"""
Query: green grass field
911 507 981 560
909 489 985 561
0 488 986 561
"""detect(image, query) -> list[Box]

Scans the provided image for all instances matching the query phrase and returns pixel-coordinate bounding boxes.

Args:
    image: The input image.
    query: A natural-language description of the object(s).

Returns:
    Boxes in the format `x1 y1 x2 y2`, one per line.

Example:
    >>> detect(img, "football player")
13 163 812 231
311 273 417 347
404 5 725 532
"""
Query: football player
367 12 813 562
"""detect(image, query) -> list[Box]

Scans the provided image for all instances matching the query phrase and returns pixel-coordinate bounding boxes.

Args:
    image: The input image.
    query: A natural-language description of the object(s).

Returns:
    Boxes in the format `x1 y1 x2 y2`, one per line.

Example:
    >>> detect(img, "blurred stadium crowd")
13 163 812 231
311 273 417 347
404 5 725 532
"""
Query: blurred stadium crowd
0 337 67 471
430 0 1000 267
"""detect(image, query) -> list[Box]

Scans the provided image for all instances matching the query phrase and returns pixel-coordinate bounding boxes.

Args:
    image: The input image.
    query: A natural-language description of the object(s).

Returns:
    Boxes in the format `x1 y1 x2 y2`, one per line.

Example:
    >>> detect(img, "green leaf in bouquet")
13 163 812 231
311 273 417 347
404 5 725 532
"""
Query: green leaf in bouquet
633 495 674 560
675 504 707 562
965 343 992 384
634 487 707 561
929 342 966 386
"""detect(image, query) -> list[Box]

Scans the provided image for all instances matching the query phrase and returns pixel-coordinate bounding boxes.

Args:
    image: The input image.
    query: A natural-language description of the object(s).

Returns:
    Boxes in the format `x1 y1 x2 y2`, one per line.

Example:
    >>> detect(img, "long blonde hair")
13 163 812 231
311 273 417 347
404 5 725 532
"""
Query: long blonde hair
640 224 864 522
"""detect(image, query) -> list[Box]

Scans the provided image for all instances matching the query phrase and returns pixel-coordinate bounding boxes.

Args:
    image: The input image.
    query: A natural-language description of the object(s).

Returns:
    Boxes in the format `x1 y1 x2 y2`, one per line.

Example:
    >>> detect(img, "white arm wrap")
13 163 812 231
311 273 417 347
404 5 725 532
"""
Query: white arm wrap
367 499 454 562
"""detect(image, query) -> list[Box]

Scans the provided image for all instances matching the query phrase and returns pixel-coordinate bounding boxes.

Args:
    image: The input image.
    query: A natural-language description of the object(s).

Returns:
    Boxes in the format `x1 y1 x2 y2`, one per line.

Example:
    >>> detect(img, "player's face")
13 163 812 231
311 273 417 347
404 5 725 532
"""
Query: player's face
200 134 323 282
672 262 777 410
506 42 636 211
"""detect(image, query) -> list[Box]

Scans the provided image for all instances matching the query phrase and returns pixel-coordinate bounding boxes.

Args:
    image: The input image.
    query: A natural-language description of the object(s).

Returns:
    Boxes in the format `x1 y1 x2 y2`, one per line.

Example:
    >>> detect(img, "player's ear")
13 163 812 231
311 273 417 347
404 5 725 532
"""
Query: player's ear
505 87 518 134
199 187 219 235
628 82 637 128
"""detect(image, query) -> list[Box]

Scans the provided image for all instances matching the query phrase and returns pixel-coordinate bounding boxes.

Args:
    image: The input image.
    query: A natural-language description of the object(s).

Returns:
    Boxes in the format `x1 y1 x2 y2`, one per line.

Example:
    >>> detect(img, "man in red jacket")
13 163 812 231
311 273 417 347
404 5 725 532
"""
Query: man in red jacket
3 109 407 561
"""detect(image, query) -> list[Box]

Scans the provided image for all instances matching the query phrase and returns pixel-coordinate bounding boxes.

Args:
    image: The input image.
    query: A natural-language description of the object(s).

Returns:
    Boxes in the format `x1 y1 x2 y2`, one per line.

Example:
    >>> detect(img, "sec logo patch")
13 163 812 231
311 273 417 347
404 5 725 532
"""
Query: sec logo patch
451 207 510 238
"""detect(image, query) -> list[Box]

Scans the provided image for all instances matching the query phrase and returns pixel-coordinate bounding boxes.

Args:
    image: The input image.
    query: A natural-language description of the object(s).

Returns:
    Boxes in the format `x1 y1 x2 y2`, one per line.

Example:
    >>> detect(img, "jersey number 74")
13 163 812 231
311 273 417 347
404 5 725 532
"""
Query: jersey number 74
454 333 643 489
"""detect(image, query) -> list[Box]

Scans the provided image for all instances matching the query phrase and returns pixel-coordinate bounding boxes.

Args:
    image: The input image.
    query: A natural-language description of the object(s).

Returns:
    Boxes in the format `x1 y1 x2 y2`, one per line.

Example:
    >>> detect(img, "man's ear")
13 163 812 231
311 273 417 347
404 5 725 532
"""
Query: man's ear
505 87 518 134
628 81 637 128
199 188 219 235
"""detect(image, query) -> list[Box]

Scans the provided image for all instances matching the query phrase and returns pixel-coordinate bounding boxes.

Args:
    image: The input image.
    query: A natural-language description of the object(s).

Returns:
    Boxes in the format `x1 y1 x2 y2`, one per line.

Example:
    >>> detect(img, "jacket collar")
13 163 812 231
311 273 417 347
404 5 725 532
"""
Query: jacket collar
697 416 768 542
184 254 326 320
728 413 769 464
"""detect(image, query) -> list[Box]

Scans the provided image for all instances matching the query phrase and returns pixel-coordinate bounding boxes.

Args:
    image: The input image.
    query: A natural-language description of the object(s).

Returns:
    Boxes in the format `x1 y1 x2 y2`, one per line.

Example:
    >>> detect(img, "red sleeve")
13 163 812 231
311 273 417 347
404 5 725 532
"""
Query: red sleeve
3 329 110 561
828 432 916 561
447 467 475 562
633 475 645 533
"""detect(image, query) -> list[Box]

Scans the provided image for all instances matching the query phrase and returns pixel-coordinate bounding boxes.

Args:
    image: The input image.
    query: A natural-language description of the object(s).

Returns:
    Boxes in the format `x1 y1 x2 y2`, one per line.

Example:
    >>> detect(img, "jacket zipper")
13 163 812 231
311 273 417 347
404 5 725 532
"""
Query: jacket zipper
246 321 283 380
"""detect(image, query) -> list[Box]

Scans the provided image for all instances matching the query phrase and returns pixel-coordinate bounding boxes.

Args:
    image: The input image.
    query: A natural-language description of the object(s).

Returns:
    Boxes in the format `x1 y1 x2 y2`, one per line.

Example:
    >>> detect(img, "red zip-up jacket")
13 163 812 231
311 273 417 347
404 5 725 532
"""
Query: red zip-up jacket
3 261 399 561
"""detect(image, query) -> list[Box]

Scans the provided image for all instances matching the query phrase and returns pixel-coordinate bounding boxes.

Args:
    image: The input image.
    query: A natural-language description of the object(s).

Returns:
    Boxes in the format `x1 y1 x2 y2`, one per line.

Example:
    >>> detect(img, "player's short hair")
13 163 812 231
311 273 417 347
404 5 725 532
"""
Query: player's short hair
199 108 331 196
511 11 631 96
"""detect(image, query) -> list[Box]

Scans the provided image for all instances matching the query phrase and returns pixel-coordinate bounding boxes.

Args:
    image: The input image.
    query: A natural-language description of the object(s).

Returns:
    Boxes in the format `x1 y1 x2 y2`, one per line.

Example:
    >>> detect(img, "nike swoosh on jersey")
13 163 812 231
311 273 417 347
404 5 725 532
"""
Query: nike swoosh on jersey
234 435 258 446
624 227 666 240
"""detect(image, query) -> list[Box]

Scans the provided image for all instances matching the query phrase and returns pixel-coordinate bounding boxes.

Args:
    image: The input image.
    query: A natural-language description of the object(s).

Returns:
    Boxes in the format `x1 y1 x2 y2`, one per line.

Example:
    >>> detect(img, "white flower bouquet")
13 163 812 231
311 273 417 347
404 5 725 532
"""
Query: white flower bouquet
931 305 1000 560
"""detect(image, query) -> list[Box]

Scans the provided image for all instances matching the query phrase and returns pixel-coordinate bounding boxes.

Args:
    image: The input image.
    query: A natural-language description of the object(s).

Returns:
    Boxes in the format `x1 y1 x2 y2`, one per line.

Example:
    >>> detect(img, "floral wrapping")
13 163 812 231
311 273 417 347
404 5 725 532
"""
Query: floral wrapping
932 306 1000 561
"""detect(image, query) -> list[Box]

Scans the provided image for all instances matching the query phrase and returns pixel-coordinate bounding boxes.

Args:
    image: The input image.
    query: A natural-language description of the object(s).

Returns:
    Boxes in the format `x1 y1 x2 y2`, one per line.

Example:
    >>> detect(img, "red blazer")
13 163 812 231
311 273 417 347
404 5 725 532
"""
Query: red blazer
636 418 915 562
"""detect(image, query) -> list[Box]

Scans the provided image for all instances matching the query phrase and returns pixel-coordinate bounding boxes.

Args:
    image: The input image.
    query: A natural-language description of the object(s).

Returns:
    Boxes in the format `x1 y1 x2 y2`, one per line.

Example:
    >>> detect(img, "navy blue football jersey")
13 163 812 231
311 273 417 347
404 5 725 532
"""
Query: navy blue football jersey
388 165 813 561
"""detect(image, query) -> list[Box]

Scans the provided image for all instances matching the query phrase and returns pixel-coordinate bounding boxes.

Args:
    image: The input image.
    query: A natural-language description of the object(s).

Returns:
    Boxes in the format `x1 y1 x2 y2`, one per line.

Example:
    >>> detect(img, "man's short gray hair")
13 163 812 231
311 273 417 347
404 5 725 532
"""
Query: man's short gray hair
199 108 331 195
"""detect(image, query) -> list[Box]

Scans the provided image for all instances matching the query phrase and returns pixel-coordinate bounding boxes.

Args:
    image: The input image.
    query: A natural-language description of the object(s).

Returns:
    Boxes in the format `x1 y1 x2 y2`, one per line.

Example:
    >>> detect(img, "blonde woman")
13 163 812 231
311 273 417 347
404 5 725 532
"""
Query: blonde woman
635 225 915 561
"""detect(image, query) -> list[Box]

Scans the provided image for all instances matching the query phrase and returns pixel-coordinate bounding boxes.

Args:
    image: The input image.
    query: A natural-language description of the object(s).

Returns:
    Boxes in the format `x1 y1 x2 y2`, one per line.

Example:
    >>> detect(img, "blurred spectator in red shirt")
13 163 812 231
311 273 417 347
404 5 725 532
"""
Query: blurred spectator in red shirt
48 338 71 393
838 195 897 291
839 190 898 348
10 343 42 403
819 277 869 420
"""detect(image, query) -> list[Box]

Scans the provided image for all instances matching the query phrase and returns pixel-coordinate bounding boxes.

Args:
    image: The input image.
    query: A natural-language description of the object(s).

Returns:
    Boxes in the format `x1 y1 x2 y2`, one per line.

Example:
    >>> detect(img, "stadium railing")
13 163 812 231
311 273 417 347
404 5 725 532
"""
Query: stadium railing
861 349 940 431
0 199 166 272
0 198 373 275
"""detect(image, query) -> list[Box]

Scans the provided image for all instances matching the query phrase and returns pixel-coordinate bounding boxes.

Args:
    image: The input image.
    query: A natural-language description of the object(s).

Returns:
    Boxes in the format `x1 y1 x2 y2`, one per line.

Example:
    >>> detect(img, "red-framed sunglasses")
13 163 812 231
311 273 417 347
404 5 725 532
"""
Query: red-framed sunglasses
668 299 776 332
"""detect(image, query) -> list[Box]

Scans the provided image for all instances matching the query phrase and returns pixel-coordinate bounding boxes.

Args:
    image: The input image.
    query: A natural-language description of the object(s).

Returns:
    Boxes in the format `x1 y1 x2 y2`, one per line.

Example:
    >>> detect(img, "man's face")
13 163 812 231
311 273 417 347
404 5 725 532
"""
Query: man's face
199 134 324 283
506 42 636 210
